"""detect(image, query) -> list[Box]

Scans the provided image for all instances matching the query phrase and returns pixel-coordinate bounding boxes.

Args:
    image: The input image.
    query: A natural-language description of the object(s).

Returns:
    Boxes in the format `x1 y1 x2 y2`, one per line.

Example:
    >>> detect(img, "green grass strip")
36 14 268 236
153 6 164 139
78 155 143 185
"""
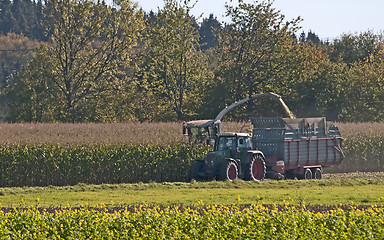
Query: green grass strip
0 178 383 207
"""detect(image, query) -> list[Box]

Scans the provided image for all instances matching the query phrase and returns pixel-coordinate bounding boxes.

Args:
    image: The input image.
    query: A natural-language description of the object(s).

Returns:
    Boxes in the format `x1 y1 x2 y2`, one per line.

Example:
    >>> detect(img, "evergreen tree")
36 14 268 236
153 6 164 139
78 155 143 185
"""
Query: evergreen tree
0 0 14 33
299 31 306 43
306 30 320 45
0 0 48 40
199 13 221 50
298 30 321 45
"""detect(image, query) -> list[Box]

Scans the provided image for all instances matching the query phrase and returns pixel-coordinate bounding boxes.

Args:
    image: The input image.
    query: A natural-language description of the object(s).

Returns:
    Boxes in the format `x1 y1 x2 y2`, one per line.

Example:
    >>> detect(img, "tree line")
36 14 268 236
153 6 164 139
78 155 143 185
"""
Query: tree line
0 0 383 123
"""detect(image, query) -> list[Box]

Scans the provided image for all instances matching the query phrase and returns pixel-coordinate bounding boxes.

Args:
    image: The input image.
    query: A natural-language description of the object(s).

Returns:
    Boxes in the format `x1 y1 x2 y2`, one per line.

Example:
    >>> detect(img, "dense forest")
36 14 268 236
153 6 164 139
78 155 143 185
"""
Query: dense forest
0 0 383 122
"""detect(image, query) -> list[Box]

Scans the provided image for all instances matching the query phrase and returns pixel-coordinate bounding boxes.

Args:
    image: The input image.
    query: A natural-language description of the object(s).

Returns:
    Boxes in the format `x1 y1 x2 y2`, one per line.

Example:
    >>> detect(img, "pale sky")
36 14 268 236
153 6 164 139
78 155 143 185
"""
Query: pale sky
133 0 384 40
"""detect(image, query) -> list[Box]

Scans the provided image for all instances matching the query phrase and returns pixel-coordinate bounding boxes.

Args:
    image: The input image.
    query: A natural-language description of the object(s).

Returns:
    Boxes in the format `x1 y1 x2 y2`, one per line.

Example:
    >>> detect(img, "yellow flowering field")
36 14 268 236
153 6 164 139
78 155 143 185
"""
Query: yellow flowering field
0 203 383 239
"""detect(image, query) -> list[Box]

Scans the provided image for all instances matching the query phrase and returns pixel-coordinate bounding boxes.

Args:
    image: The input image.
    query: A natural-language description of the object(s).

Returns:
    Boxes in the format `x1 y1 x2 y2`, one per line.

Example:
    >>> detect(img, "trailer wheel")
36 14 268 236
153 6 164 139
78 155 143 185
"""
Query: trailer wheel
313 168 322 180
244 155 266 181
303 168 312 180
189 161 205 181
217 161 238 181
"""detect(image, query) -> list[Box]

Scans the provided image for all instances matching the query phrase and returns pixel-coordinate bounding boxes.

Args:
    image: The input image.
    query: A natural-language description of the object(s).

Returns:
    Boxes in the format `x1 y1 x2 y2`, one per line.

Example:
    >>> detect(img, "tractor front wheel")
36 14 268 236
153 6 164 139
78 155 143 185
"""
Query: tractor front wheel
217 161 238 181
244 155 266 181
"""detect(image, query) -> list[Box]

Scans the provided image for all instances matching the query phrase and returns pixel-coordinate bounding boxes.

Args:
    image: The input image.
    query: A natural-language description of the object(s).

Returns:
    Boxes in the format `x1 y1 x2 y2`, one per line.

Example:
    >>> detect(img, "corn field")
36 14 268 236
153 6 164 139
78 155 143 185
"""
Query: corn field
327 122 384 173
0 144 208 187
0 122 383 186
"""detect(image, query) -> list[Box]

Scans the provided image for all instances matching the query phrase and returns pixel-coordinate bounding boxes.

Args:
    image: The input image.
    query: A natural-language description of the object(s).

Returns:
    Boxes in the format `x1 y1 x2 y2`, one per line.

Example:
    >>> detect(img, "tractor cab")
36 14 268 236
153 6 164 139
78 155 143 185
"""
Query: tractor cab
213 133 252 160
182 120 221 145
215 133 252 152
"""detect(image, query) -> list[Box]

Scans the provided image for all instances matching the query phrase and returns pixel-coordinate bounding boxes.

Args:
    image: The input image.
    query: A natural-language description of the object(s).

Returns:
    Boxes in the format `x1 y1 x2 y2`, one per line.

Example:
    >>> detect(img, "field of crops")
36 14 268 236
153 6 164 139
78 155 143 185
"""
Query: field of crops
0 122 383 186
0 122 383 238
0 203 383 239
0 122 183 144
1 121 383 145
0 144 209 186
329 122 384 173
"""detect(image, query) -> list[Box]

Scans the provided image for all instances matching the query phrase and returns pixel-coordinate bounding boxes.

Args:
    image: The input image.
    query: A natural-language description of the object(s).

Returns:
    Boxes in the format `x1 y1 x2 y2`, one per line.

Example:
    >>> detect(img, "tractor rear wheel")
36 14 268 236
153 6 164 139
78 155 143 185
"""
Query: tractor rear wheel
217 161 238 181
244 155 266 181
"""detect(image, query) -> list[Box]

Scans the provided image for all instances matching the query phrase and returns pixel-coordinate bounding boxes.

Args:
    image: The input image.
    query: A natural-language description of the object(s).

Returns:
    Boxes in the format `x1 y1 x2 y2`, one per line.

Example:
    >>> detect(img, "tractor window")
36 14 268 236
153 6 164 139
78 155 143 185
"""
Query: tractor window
208 124 220 137
216 137 236 151
189 127 209 144
238 138 245 148
207 126 215 137
238 137 251 149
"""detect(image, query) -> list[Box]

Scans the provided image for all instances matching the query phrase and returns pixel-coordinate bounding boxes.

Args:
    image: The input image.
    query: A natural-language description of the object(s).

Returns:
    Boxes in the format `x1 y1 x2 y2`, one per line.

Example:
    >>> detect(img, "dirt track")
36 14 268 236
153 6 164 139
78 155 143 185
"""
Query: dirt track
323 172 384 179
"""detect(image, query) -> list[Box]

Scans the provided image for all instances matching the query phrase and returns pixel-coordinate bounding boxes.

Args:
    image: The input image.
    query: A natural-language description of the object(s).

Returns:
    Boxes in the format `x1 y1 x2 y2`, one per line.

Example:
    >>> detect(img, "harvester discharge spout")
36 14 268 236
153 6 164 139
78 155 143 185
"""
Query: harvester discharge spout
213 92 295 122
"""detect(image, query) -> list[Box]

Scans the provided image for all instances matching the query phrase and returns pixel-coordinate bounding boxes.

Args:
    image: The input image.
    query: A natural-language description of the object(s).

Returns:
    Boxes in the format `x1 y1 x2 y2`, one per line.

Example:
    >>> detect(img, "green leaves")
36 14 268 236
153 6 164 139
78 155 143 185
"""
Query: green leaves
0 143 209 187
3 1 384 123
214 1 302 119
136 0 213 121
8 0 144 122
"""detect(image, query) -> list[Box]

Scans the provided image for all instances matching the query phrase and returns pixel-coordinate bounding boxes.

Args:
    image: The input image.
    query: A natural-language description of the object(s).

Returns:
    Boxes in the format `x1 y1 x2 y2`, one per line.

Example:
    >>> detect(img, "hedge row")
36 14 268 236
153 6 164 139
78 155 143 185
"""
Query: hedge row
0 144 209 187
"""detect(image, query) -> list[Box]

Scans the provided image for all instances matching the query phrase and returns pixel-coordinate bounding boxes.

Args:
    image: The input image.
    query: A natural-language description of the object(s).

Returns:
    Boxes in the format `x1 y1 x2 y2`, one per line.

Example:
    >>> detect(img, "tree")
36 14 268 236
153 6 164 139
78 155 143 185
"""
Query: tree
338 49 384 122
199 14 221 50
330 31 384 65
0 33 42 86
0 0 47 40
136 0 212 121
306 31 321 45
298 30 321 45
5 45 58 122
215 0 302 119
287 43 347 120
7 0 144 122
0 33 41 122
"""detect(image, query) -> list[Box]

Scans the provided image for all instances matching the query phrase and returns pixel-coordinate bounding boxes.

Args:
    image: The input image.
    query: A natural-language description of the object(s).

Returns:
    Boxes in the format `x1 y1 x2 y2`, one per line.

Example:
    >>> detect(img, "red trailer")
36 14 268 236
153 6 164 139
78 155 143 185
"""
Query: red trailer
251 117 344 179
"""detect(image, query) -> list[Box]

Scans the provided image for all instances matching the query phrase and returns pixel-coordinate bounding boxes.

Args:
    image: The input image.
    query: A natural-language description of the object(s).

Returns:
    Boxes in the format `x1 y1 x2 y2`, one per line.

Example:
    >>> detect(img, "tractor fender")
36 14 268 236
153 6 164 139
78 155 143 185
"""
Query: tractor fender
247 150 265 159
225 158 239 167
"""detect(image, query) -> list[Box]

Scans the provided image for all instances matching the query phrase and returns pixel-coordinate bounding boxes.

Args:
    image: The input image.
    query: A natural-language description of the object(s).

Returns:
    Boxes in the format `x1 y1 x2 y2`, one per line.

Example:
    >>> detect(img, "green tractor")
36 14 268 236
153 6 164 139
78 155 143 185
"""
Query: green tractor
190 133 266 181
185 92 292 181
